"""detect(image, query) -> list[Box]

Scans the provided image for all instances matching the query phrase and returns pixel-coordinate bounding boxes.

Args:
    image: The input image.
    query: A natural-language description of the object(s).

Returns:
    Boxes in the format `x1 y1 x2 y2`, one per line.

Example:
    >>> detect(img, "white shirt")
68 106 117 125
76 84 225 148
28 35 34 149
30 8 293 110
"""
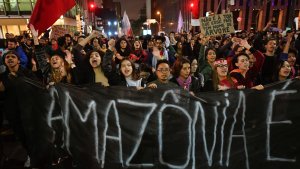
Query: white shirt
125 77 143 87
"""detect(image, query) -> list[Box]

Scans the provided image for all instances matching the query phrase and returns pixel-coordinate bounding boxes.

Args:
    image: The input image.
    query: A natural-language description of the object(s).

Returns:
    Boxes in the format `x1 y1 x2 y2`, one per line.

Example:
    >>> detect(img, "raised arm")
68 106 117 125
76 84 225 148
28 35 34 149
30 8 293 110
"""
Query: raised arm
30 24 49 74
279 32 294 61
197 36 209 72
78 30 101 47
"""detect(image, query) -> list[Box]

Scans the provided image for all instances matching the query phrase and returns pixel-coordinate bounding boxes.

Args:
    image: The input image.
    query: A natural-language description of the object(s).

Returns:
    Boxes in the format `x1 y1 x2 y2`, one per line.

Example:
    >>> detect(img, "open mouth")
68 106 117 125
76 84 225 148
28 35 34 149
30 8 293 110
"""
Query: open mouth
6 61 15 65
289 61 295 65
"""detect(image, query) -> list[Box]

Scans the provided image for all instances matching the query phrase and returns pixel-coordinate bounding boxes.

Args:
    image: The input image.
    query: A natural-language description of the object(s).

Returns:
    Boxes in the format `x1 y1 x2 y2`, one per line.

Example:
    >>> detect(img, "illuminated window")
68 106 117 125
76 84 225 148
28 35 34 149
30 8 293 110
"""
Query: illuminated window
0 0 36 14
6 0 18 12
0 2 4 11
31 0 36 10
18 0 33 11
19 25 28 32
0 2 5 15
7 25 20 35
1 26 8 36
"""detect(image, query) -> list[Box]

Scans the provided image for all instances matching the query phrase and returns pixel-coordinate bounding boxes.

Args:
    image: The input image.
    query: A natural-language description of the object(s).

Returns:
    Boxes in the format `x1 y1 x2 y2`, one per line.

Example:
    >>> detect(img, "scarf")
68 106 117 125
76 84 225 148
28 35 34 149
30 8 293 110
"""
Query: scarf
176 76 192 91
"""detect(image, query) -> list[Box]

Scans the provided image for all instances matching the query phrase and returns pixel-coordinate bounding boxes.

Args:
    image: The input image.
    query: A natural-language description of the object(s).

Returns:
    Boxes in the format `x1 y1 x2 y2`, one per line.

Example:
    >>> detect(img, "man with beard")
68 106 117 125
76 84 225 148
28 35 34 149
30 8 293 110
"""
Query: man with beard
64 34 73 50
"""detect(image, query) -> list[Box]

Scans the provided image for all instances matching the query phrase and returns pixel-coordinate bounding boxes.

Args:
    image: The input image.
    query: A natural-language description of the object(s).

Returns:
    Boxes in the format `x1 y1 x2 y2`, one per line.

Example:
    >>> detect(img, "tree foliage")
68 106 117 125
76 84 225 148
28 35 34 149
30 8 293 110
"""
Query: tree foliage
131 5 147 36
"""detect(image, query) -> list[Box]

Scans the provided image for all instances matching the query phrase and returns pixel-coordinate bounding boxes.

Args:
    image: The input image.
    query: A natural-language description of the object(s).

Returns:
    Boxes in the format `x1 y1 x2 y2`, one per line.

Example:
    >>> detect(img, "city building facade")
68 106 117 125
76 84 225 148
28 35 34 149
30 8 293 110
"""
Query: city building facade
150 0 300 34
0 0 95 37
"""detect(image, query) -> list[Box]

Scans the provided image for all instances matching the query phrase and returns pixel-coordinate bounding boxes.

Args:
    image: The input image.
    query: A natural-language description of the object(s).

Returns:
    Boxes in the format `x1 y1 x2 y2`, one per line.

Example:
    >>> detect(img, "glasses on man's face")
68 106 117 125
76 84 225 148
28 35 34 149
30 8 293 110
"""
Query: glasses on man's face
157 68 170 73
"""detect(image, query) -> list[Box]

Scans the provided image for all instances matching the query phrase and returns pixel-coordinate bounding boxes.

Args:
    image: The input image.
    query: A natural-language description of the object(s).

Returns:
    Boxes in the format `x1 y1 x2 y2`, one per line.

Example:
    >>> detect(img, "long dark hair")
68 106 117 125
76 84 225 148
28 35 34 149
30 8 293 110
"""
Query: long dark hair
119 58 140 81
115 37 132 57
85 50 104 67
211 60 235 91
272 60 291 82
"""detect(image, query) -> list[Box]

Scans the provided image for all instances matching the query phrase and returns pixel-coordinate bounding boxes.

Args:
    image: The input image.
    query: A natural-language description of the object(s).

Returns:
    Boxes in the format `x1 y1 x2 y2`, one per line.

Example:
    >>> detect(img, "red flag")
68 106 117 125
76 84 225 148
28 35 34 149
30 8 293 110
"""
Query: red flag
29 0 76 36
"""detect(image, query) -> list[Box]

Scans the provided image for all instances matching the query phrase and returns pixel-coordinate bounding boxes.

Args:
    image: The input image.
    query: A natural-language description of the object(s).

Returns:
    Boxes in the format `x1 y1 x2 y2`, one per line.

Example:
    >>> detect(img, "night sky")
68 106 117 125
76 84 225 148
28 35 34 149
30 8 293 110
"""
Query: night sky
114 0 145 20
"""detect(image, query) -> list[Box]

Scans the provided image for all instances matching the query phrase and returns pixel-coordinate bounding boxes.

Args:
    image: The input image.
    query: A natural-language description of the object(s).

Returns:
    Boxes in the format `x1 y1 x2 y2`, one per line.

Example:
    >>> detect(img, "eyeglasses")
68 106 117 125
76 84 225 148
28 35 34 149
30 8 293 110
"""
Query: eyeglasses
216 64 228 68
157 68 170 73
207 52 216 55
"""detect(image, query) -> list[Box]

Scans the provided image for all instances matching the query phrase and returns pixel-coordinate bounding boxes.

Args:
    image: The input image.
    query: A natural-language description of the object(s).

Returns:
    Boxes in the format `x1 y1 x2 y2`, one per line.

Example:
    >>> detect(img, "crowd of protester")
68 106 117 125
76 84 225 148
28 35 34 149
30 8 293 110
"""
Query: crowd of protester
0 21 300 167
1 23 299 95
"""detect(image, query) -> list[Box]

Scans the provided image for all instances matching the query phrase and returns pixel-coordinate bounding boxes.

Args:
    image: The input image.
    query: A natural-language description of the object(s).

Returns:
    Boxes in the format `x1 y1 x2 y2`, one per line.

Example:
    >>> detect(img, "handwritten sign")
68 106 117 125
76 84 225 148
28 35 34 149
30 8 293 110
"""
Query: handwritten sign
50 25 69 40
11 78 300 168
200 13 235 36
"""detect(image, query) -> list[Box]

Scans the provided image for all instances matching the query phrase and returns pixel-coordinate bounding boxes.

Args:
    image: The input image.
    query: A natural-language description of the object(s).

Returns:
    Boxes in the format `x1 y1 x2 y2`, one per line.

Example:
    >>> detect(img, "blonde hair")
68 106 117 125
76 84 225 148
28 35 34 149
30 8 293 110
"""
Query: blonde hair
50 59 72 83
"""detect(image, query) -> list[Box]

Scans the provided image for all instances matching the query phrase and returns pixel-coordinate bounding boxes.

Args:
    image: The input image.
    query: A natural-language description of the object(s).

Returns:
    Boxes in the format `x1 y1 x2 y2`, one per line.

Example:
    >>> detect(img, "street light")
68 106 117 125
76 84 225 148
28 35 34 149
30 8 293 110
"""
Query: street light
157 11 162 31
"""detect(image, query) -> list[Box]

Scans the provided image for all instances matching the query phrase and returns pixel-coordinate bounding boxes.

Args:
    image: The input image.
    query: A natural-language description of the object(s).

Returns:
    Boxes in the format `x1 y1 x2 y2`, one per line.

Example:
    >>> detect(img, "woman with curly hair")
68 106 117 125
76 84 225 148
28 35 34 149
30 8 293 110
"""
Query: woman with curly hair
114 37 132 65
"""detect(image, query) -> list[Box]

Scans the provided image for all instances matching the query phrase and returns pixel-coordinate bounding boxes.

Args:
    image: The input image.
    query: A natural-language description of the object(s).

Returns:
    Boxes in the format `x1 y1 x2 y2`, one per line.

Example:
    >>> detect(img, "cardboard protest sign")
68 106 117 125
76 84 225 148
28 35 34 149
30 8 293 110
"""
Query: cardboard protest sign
200 13 235 36
50 25 69 40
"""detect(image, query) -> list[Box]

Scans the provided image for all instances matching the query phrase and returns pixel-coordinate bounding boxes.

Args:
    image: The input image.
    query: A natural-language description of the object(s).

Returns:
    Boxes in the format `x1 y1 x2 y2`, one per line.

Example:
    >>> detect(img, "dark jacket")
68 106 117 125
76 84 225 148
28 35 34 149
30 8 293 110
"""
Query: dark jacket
103 49 127 86
170 76 204 94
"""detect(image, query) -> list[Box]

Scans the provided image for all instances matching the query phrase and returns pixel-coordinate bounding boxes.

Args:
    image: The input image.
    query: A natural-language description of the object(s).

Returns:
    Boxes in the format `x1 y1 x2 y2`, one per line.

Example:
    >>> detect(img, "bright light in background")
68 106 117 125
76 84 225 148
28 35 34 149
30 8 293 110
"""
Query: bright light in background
190 3 194 8
108 21 111 26
108 32 112 36
114 21 117 26
143 30 152 35
89 2 96 11
114 31 118 35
